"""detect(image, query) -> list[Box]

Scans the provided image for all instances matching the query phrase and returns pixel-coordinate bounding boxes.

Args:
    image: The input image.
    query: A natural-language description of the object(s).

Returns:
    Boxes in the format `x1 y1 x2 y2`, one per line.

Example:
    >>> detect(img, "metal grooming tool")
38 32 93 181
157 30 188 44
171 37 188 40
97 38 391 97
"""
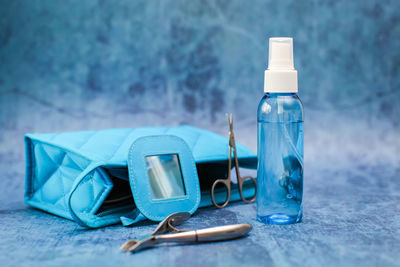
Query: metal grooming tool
210 113 257 208
120 212 252 253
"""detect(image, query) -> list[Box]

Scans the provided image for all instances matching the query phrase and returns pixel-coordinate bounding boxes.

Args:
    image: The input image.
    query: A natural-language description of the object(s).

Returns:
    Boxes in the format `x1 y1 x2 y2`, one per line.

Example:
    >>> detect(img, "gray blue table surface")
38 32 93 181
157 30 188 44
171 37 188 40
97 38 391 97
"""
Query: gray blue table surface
1 155 399 267
1 0 400 265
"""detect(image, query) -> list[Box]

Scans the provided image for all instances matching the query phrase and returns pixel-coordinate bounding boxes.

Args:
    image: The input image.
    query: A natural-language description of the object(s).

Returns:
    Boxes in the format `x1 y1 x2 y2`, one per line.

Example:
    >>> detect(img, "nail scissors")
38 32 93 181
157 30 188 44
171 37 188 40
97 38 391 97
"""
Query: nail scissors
210 114 257 208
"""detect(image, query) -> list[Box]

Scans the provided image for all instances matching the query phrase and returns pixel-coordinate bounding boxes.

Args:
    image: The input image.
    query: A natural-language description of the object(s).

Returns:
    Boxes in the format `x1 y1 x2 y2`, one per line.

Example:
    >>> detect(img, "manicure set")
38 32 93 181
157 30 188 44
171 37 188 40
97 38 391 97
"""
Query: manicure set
24 37 304 253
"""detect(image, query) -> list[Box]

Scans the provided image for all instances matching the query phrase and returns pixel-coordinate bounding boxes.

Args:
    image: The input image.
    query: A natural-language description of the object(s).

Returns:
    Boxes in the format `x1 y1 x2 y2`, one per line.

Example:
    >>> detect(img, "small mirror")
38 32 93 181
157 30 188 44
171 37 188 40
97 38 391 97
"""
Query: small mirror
145 154 186 199
128 135 200 221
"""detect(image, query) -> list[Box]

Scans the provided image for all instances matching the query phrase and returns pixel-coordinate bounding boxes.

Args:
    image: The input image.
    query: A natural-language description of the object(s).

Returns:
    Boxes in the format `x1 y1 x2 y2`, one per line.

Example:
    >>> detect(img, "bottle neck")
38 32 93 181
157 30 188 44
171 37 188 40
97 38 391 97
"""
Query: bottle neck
265 92 297 97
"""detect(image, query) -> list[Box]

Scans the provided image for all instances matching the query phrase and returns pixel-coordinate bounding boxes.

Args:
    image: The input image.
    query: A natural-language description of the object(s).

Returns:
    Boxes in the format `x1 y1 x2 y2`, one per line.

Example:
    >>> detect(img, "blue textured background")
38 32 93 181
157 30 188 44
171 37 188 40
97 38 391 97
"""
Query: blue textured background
0 0 399 266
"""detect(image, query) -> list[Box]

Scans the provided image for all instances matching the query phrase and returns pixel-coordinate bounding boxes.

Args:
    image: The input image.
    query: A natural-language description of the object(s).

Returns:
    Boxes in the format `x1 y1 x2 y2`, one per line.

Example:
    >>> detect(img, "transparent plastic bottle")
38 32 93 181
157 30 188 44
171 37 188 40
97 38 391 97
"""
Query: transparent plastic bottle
257 38 304 224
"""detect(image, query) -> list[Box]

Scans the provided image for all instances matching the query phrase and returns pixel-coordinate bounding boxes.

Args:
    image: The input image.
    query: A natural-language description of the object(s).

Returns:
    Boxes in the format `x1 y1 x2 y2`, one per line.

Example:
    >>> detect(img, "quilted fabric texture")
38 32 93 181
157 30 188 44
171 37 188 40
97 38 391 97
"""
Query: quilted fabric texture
24 126 256 228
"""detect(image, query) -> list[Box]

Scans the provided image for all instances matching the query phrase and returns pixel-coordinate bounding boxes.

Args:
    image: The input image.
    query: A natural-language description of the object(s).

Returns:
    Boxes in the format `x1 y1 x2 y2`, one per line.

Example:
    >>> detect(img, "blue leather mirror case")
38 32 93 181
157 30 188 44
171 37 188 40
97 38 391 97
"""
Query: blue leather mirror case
127 135 201 221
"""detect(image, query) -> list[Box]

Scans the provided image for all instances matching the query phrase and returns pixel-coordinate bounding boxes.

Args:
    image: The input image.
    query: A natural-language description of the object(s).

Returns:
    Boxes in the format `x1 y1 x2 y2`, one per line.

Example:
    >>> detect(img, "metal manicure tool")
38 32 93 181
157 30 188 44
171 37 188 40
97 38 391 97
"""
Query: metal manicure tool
210 113 257 208
120 212 252 253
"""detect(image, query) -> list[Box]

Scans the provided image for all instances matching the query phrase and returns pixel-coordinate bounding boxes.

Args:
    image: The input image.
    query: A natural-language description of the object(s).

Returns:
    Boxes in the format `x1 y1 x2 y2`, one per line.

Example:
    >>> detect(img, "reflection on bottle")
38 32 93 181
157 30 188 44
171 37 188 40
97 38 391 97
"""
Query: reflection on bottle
279 155 302 201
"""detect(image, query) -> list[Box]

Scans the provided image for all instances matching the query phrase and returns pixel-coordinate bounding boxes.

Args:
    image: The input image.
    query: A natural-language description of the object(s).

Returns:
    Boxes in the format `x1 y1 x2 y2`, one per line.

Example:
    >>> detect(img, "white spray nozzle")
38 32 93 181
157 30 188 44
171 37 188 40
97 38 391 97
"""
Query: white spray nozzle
268 37 294 70
264 37 298 93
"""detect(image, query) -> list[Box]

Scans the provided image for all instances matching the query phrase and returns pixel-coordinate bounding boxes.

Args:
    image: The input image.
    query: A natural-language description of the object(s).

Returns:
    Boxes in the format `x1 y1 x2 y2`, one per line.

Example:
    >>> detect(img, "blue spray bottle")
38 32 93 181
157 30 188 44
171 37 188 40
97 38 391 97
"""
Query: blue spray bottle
257 37 304 224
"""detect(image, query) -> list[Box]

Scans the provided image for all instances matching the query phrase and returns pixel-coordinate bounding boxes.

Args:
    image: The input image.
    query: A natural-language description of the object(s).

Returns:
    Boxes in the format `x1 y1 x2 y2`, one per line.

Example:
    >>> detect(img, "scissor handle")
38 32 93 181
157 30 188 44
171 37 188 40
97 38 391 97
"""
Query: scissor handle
238 176 257 204
211 179 231 209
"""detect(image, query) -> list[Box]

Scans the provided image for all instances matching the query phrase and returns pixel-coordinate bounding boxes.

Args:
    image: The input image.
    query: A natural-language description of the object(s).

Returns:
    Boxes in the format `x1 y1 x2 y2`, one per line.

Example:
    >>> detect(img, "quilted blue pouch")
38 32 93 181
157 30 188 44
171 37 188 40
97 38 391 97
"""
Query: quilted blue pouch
24 126 256 228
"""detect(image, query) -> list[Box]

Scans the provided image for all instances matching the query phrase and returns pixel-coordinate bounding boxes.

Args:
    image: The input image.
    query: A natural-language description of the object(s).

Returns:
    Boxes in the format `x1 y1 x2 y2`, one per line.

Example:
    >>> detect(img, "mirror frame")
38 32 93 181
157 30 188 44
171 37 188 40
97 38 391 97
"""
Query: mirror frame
128 135 200 221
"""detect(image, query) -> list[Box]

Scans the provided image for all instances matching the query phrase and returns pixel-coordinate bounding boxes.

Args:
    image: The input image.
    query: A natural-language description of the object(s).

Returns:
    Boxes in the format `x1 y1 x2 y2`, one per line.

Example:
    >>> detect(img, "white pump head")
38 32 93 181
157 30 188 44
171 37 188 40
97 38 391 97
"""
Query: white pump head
268 38 294 70
264 37 298 93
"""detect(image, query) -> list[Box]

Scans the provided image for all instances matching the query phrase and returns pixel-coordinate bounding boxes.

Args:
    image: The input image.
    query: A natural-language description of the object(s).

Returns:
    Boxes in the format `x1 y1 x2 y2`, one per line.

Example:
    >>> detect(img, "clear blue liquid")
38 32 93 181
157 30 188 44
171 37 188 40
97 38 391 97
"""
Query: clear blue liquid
257 120 303 224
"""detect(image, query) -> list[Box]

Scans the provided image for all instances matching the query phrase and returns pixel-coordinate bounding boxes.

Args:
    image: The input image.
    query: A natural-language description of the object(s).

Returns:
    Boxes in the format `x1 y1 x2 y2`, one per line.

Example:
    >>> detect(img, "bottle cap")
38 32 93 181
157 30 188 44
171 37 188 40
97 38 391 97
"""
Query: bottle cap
264 37 298 93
